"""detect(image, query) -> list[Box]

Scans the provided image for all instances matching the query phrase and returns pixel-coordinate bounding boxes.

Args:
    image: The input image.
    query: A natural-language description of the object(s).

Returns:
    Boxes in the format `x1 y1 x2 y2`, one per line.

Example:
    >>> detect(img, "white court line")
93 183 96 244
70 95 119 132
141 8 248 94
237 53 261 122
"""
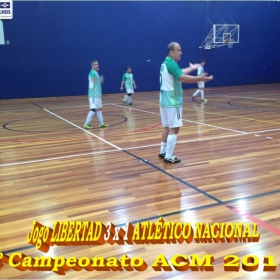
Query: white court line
0 101 255 167
105 102 158 116
0 149 117 167
39 105 88 109
249 128 280 134
0 133 243 167
220 95 279 101
42 107 122 150
181 119 247 134
40 103 111 110
125 133 244 150
105 101 248 135
0 103 112 113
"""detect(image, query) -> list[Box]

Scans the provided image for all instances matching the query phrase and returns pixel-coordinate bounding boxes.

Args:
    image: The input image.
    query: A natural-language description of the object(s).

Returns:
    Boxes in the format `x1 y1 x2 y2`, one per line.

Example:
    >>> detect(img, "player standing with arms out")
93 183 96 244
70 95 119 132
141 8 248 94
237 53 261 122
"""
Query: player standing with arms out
120 66 137 105
159 43 213 163
84 60 109 129
192 59 207 103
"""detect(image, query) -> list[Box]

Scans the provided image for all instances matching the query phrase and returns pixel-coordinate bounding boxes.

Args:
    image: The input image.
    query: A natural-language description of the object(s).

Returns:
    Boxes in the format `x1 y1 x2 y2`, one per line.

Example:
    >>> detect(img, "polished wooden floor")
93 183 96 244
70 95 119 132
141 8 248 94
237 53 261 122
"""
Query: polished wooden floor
1 84 280 279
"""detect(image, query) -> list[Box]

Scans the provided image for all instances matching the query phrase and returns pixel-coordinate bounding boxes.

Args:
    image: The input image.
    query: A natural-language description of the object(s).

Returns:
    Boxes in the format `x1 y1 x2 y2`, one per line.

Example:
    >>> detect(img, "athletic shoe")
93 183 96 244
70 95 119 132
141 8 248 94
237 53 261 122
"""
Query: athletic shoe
201 99 208 103
164 156 181 164
83 124 93 129
158 153 166 158
192 96 195 102
128 103 133 106
99 123 109 128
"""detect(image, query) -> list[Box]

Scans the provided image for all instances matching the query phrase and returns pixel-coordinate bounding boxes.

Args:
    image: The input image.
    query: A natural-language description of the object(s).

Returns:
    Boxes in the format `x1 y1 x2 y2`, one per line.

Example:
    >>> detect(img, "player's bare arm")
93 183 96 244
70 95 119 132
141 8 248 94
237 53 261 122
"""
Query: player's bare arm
101 75 105 84
179 73 213 83
181 63 200 75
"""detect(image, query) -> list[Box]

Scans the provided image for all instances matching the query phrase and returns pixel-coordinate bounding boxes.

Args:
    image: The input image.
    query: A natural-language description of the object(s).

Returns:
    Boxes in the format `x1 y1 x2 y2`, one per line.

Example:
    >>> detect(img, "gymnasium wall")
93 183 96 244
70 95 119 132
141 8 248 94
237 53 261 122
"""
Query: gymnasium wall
1 1 280 99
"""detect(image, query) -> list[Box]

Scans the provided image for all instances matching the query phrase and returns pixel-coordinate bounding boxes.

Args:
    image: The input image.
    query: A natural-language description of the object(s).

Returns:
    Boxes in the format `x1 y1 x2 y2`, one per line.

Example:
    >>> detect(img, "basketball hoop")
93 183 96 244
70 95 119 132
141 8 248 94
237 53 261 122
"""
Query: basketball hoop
228 39 234 48
199 24 240 49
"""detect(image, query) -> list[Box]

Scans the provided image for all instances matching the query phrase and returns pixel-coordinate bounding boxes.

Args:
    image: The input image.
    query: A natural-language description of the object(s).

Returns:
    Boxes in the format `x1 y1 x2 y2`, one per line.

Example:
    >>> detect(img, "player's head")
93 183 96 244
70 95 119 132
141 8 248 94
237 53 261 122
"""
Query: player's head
200 59 206 66
126 66 132 73
167 42 182 62
91 60 99 71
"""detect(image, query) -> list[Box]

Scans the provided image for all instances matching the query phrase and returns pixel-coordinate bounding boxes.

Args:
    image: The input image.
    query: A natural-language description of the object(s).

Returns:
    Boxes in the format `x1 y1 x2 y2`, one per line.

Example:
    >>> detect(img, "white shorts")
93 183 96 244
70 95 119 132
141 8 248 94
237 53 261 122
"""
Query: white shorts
88 97 102 109
160 107 183 128
126 88 134 94
197 81 205 88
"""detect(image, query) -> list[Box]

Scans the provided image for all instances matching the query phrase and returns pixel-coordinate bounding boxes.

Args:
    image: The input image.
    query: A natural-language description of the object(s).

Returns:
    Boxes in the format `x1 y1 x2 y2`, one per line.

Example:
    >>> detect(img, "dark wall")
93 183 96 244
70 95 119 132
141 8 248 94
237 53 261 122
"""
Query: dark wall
1 1 280 99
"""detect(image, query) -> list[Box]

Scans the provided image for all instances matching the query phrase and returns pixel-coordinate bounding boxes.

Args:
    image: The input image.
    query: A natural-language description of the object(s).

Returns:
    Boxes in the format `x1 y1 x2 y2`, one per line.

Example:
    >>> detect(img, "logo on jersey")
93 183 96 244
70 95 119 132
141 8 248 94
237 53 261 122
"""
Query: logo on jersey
0 1 13 19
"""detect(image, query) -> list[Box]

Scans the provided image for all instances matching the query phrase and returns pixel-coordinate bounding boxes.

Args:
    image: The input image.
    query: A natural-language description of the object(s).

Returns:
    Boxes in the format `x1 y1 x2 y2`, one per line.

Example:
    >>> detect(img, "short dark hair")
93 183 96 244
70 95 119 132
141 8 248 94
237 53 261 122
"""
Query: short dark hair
201 59 205 63
91 60 98 66
126 66 131 70
167 42 179 54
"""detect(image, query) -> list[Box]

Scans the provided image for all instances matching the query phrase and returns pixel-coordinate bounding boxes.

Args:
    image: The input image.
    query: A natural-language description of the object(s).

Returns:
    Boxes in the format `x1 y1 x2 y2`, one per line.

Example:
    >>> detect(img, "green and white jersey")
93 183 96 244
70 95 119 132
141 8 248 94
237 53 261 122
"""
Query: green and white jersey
88 69 102 98
122 73 134 90
159 56 183 108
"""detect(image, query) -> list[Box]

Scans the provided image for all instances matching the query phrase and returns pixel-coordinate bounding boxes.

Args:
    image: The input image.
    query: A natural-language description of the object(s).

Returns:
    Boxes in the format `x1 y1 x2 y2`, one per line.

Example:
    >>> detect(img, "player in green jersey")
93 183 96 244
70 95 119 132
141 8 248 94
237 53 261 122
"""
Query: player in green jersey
159 42 213 163
120 66 137 105
84 60 109 129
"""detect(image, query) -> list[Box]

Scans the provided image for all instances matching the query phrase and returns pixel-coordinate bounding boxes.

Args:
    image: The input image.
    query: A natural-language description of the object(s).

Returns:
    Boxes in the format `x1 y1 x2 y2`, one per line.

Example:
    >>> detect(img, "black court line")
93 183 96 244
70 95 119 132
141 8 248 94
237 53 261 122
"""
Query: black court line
2 116 127 133
4 145 280 255
31 102 128 129
123 150 222 204
30 102 44 110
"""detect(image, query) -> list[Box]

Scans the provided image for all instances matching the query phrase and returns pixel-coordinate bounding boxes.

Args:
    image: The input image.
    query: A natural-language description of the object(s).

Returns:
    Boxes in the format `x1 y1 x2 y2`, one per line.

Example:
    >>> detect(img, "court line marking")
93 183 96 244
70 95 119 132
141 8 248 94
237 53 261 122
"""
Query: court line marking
124 150 222 202
2 94 280 252
0 103 115 113
2 101 280 252
126 133 244 150
197 103 280 125
120 97 280 131
4 166 280 254
1 99 277 168
227 205 280 236
121 150 280 238
219 95 280 101
31 102 122 151
0 105 89 113
0 133 243 167
130 97 280 126
104 101 248 134
249 128 280 134
229 99 280 108
182 119 247 134
0 149 117 167
7 129 278 168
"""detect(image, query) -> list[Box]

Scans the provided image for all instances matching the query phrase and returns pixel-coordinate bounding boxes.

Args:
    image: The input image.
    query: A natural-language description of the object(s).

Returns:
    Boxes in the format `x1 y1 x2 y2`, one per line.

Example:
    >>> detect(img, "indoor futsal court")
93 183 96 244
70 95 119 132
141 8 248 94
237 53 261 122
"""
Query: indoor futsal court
2 84 280 279
1 0 280 279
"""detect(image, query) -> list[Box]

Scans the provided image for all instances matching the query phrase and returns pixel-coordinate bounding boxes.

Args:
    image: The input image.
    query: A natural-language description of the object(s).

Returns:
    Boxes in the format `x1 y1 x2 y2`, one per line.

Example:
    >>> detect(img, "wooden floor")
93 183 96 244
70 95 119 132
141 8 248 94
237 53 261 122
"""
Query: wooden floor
1 83 280 279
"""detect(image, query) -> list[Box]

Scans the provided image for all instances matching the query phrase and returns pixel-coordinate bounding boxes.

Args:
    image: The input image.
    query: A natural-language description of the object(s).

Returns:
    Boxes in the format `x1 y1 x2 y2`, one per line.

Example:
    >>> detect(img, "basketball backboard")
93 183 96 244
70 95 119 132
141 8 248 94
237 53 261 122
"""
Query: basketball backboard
199 24 240 49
